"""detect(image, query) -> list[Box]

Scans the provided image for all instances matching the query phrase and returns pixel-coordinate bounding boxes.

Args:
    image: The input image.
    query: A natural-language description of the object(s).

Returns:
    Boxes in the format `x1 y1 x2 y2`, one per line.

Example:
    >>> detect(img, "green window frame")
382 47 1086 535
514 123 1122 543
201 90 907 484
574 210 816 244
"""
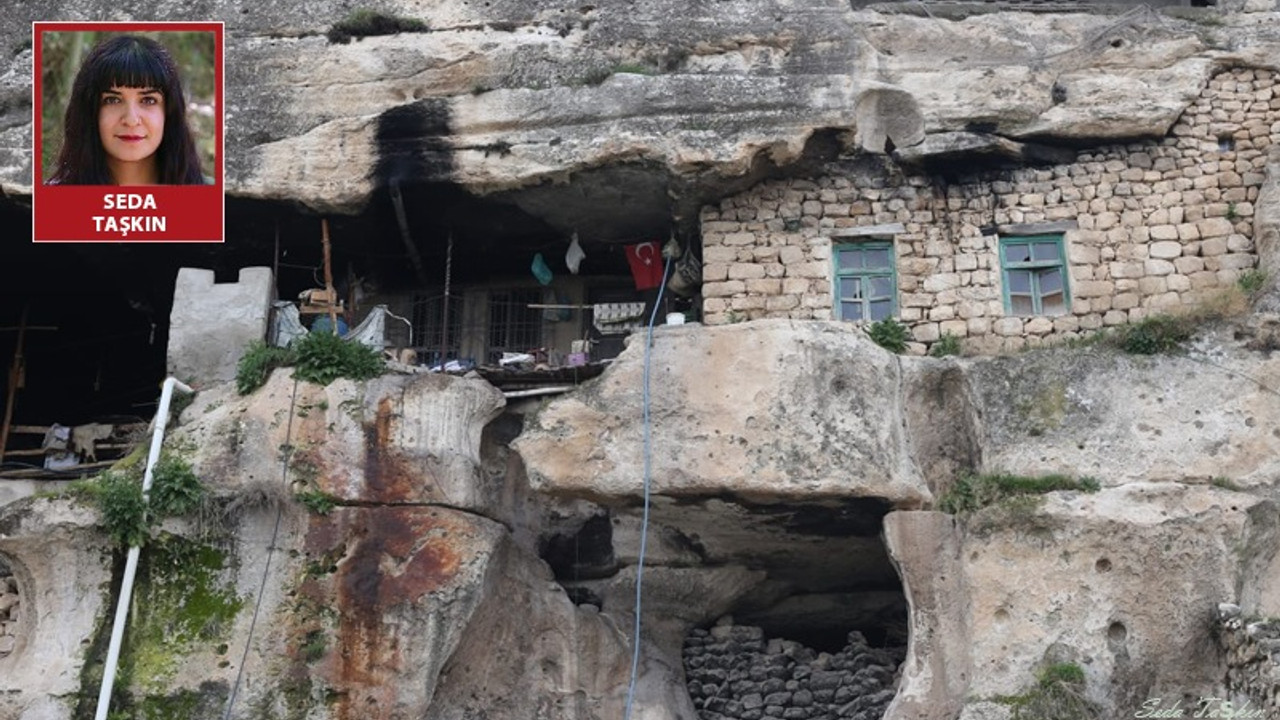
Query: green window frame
1000 235 1070 316
833 241 897 322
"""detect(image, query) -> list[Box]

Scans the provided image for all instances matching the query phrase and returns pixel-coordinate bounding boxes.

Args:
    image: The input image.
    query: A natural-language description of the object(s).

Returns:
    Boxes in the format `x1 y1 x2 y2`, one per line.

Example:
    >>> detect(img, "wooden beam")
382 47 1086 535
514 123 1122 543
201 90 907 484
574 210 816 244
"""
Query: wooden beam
321 218 338 334
0 304 29 464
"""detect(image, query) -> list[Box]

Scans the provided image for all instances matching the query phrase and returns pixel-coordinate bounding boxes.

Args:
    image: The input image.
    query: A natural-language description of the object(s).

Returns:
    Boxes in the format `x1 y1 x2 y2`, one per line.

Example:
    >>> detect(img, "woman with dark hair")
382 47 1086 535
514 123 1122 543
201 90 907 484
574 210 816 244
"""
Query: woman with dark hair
48 35 205 185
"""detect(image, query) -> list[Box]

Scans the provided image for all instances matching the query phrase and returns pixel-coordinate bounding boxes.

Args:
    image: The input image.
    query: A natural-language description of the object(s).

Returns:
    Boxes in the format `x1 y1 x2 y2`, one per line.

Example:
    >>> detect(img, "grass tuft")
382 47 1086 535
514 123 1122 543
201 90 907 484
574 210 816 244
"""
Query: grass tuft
939 473 1100 514
867 318 910 354
327 9 428 44
929 333 962 358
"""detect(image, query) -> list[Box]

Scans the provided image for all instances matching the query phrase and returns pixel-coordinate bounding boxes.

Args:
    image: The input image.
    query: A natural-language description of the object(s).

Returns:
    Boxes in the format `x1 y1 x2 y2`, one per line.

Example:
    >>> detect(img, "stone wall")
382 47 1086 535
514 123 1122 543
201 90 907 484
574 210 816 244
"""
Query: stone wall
701 67 1276 354
167 267 275 386
0 566 18 658
683 622 904 720
1218 604 1280 718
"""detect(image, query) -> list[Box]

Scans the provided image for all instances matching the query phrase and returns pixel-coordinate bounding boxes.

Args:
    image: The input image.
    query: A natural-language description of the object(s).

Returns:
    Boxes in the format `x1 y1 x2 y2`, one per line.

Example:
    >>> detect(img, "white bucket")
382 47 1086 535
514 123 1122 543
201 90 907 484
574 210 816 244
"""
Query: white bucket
666 312 686 325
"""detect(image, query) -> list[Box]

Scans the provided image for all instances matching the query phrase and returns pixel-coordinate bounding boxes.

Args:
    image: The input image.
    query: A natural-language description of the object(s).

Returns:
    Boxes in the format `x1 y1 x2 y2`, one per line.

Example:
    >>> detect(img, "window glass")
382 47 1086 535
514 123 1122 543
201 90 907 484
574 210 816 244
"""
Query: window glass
838 250 862 270
1007 270 1032 294
834 242 897 323
1041 292 1066 315
869 276 893 298
840 277 861 299
999 236 1070 317
864 248 892 270
1032 243 1060 262
1005 244 1031 263
1039 268 1063 295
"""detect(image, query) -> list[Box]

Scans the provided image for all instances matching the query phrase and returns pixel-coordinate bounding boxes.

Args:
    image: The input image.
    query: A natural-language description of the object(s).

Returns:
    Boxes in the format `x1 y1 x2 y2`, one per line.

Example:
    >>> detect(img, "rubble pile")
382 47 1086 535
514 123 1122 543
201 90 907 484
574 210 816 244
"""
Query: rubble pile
0 569 19 657
683 623 904 720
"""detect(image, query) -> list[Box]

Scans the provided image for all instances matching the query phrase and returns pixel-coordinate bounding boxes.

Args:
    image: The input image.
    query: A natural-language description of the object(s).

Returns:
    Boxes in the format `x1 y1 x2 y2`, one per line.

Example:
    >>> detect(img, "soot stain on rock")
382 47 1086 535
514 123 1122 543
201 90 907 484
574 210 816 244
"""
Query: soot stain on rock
373 99 454 185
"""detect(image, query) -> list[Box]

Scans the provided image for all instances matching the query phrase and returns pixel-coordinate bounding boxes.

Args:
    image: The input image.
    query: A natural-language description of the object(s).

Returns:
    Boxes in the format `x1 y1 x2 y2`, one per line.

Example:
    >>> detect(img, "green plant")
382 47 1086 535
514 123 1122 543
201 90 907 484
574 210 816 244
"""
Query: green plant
867 318 910 354
292 331 385 387
236 341 296 395
1211 476 1241 491
1226 202 1239 221
929 333 962 358
295 490 337 516
301 630 328 663
97 471 151 547
1116 314 1194 355
939 473 1101 514
1238 269 1267 296
149 455 205 517
326 9 428 44
998 663 1097 720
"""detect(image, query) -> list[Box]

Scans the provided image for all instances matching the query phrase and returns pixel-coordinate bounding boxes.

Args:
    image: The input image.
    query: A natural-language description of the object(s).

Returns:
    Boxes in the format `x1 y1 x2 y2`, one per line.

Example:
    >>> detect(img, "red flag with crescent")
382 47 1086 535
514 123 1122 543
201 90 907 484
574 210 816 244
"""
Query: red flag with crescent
625 242 664 290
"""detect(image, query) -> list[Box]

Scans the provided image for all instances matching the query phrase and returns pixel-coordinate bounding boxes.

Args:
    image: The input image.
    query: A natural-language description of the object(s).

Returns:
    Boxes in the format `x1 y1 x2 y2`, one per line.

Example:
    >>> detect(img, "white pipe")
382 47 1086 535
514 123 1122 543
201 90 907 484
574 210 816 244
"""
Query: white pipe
94 377 194 720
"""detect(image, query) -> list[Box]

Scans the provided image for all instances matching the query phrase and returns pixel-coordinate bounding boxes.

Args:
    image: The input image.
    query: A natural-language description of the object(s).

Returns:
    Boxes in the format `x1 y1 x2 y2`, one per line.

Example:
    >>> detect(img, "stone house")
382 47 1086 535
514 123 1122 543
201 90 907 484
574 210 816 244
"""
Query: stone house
700 67 1275 354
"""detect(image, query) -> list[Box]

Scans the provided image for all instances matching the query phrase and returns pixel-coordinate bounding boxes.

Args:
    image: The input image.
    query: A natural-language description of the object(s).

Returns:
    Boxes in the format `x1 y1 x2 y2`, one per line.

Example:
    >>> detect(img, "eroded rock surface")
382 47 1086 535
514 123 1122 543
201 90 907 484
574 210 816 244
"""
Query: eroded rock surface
887 485 1280 719
3 315 1280 719
3 2 1280 229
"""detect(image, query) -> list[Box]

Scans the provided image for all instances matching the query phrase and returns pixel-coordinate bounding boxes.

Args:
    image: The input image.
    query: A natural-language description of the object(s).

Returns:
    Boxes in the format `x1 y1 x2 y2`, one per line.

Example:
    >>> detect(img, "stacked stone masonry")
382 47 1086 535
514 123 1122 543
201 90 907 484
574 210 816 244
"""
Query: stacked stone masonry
1218 605 1280 716
0 570 18 658
701 68 1276 354
683 623 904 720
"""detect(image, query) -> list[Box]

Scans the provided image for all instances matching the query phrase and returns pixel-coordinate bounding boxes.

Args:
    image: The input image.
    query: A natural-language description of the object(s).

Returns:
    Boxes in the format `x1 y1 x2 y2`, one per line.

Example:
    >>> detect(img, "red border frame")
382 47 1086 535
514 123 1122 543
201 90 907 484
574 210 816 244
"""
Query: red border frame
32 21 225 243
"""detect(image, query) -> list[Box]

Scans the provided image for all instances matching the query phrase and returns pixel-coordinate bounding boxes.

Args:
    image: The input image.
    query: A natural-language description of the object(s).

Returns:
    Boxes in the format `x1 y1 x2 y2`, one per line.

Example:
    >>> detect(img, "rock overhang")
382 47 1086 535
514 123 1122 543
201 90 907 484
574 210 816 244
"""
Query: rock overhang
4 2 1278 227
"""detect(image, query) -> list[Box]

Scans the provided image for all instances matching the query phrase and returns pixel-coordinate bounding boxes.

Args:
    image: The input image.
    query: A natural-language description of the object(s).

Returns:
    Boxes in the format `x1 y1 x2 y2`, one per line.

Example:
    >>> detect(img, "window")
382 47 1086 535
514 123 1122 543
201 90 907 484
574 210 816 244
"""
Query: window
1000 236 1069 316
834 242 897 322
488 288 544 360
411 291 462 363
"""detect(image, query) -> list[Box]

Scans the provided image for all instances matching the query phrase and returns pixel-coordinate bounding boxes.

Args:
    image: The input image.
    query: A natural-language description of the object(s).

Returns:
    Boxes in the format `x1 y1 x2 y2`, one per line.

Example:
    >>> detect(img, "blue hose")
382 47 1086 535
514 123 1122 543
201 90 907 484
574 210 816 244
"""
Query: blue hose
623 257 674 720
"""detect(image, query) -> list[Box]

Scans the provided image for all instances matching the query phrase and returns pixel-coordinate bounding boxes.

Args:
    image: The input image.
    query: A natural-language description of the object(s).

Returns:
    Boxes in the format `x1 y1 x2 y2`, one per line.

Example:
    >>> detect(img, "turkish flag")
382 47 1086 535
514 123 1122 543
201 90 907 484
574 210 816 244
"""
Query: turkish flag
625 242 665 290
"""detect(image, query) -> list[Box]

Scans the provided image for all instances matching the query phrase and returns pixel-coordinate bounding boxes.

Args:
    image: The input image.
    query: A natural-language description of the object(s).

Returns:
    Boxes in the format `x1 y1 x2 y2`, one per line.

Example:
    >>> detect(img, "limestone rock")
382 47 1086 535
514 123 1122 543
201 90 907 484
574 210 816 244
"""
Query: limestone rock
178 368 505 510
515 319 931 506
886 486 1280 719
0 498 113 720
965 339 1280 486
3 1 1280 223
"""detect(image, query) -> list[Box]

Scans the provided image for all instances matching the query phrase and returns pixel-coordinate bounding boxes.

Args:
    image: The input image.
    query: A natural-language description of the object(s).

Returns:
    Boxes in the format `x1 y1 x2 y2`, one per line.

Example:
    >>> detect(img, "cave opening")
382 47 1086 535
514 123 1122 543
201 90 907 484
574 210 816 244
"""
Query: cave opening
534 495 910 718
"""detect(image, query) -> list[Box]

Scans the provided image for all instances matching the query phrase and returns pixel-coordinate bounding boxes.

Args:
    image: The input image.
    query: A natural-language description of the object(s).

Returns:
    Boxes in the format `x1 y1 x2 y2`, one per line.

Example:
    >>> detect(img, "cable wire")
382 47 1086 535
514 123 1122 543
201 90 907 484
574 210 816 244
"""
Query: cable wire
222 377 300 720
623 260 674 720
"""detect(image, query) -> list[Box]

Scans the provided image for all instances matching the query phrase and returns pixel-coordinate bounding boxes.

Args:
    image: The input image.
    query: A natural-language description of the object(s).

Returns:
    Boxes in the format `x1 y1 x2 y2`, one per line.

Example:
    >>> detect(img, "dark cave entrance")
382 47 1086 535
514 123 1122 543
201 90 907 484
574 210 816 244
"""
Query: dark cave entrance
535 495 909 718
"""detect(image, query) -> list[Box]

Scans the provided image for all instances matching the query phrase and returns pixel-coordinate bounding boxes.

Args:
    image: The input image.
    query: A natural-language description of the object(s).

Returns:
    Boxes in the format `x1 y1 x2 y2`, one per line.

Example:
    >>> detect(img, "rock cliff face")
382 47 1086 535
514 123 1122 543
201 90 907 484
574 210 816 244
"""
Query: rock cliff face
4 317 1280 719
3 1 1280 719
3 1 1280 235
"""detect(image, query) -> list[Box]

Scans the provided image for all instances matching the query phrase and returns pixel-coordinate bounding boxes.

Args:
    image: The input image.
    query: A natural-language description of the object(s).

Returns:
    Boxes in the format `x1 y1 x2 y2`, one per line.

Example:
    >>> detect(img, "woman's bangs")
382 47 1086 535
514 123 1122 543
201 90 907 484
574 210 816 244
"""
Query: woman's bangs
93 42 168 93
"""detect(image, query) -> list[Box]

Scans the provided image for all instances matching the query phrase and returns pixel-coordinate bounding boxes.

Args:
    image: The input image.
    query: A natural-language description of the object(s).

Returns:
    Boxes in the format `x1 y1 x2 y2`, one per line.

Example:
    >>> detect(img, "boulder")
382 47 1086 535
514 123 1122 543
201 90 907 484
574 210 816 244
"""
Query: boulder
515 319 931 506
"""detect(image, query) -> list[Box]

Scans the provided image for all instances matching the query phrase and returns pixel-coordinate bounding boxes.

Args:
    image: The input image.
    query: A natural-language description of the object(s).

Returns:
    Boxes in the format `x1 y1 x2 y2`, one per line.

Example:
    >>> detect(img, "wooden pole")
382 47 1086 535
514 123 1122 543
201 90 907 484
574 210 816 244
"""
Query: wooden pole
388 180 431 286
321 219 338 334
0 304 30 464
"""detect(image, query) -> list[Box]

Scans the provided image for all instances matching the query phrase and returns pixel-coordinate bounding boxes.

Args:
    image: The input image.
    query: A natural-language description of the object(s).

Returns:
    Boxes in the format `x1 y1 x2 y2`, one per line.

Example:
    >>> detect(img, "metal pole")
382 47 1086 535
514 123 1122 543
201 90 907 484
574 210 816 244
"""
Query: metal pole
440 231 453 365
93 377 194 720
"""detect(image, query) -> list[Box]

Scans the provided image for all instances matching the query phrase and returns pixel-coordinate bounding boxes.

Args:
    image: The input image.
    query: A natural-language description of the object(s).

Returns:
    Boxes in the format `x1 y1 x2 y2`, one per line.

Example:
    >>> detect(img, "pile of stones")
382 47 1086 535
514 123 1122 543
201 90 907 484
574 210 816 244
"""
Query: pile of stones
0 570 18 657
1217 603 1280 717
683 622 905 720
